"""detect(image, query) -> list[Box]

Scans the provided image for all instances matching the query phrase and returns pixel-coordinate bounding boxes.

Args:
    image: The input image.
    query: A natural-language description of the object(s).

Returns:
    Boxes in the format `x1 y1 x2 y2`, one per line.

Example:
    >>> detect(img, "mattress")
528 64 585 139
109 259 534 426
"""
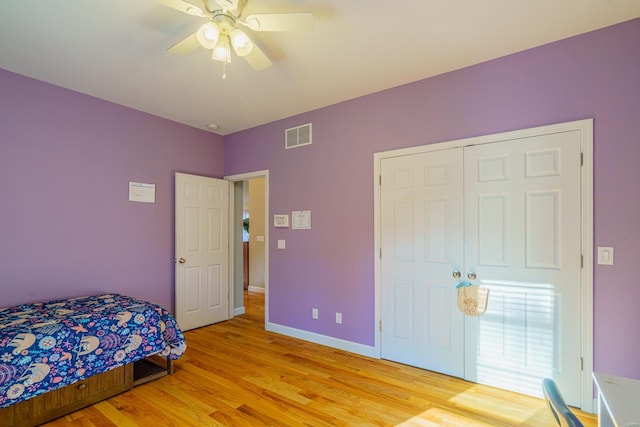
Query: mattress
0 293 186 408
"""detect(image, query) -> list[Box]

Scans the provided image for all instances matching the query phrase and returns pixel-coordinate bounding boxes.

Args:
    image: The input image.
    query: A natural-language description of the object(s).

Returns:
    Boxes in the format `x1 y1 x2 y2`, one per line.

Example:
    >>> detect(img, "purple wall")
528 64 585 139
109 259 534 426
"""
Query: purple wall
2 18 639 380
0 70 224 311
224 18 640 378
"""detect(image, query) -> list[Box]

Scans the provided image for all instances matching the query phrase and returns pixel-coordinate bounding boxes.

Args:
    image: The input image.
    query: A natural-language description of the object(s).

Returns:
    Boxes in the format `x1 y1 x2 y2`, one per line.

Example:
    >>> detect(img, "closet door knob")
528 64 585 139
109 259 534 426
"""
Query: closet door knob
467 272 477 280
452 271 462 279
178 257 186 264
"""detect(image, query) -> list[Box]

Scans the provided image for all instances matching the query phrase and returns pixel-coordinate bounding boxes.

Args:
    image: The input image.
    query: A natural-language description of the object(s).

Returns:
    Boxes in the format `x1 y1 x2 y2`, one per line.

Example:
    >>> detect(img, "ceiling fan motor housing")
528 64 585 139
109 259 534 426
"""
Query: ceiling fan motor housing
209 0 246 15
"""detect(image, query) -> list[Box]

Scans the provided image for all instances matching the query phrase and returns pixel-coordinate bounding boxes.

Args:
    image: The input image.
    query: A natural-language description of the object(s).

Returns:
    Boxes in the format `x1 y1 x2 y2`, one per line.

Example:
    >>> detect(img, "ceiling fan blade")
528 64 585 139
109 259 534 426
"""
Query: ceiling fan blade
243 43 272 70
243 12 313 32
168 33 201 54
157 0 205 17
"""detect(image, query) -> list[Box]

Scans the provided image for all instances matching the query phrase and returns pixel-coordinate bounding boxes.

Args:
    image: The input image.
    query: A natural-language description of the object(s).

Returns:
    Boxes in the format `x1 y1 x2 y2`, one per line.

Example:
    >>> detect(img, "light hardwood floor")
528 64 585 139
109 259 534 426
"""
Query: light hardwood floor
45 292 596 426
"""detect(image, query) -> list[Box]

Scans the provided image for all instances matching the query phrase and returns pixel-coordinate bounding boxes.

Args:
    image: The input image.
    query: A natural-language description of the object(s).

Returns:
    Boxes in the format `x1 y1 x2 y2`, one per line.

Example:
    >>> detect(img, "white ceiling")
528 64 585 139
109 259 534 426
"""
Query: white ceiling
1 1 639 135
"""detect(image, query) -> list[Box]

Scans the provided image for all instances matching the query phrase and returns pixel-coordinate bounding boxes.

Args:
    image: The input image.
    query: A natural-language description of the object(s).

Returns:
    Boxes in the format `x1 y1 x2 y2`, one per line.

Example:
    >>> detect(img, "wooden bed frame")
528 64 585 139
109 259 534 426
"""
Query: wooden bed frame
0 355 173 427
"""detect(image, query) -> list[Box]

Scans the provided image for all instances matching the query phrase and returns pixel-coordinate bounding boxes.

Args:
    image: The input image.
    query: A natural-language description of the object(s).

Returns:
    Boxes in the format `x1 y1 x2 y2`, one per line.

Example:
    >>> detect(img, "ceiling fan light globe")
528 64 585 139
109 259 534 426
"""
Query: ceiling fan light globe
230 29 253 57
196 22 220 49
212 34 231 63
212 46 226 61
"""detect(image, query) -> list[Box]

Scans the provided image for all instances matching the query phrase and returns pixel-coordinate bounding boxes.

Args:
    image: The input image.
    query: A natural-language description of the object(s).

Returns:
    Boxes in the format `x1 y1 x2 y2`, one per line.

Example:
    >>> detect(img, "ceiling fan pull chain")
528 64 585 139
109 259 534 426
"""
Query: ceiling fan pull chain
222 62 227 79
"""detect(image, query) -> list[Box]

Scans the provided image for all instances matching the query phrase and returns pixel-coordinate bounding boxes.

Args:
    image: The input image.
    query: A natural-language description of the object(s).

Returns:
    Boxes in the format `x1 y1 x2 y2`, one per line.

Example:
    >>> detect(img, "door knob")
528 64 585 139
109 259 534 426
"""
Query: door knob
467 272 477 280
452 270 462 279
178 257 186 264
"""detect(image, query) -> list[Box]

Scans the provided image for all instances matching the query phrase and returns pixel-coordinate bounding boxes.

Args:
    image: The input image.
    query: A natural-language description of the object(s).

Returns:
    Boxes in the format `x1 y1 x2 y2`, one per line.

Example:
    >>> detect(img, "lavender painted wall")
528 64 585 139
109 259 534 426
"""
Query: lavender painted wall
0 69 224 311
225 19 640 378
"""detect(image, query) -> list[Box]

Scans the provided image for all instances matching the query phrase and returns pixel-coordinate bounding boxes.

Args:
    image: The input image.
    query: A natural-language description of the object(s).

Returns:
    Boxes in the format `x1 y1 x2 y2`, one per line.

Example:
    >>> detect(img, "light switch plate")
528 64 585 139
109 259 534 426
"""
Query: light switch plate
277 239 286 249
597 246 614 265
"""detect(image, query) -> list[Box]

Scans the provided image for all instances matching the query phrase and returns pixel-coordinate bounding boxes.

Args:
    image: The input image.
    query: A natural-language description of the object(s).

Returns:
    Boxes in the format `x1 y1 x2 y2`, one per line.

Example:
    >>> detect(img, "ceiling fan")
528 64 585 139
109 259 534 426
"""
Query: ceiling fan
158 0 313 76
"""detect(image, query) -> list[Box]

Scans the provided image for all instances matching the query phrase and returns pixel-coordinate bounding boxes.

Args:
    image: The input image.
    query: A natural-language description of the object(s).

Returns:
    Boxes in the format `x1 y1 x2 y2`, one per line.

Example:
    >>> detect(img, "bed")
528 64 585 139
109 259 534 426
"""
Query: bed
0 293 186 426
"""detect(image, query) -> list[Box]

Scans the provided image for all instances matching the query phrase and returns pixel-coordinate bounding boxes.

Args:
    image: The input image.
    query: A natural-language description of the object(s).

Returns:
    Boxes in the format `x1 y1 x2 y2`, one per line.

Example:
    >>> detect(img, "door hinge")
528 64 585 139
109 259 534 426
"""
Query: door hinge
581 255 584 268
379 175 382 186
580 356 584 371
379 320 382 332
580 152 584 166
379 248 382 258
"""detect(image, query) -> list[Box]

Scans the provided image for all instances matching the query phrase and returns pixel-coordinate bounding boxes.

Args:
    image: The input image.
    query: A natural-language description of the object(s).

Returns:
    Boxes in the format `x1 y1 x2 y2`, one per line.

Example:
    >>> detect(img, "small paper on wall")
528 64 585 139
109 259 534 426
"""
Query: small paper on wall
292 210 311 229
129 182 155 203
274 214 289 228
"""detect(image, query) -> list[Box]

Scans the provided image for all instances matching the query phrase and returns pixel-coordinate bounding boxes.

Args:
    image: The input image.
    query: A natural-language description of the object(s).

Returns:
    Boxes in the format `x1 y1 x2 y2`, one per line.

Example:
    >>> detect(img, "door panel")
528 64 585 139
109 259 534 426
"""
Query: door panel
185 267 202 312
208 264 222 306
526 190 560 267
392 280 414 339
477 194 508 266
381 149 465 377
464 131 582 404
176 173 230 331
427 284 453 349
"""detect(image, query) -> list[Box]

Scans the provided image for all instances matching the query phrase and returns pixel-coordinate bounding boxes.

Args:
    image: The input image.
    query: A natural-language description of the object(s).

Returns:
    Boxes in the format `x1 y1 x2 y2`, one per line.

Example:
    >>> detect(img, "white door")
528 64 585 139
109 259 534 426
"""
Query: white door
464 131 582 404
380 148 465 377
175 173 230 331
380 129 583 403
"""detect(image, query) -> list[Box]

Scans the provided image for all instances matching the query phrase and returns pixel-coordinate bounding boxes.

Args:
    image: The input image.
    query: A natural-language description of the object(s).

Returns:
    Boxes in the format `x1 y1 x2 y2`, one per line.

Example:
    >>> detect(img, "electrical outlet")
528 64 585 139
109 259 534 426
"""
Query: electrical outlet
312 308 318 319
336 312 342 324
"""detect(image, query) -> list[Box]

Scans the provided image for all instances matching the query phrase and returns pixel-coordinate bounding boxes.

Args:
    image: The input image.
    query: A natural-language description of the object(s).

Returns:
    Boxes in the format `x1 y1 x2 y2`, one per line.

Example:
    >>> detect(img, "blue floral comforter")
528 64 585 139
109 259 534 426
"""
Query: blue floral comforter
0 293 186 408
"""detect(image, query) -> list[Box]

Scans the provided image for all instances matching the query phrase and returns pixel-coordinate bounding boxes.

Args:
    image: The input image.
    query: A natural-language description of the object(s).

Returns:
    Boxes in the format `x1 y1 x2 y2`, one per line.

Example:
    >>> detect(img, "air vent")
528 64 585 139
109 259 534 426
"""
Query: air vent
285 123 312 149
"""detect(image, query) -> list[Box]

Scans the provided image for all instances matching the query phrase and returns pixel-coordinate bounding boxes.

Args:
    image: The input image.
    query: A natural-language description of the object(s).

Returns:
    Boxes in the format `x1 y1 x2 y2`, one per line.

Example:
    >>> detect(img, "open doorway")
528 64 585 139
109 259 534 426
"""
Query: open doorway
226 170 269 327
244 177 266 294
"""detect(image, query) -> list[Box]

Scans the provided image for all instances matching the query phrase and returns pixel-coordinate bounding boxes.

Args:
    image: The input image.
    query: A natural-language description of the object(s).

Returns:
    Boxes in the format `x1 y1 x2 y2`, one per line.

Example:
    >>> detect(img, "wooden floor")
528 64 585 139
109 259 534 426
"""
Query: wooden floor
45 291 596 426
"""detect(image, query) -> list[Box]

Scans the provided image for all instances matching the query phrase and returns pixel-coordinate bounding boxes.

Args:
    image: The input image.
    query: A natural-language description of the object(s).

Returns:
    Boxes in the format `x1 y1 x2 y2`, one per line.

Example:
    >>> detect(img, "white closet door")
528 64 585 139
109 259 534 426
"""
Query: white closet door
380 148 465 377
463 131 582 404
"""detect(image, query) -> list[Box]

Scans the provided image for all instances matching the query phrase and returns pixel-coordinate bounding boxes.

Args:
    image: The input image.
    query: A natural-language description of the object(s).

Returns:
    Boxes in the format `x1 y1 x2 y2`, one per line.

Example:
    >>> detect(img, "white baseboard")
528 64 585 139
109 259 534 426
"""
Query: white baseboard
248 286 265 293
233 307 245 316
266 321 378 359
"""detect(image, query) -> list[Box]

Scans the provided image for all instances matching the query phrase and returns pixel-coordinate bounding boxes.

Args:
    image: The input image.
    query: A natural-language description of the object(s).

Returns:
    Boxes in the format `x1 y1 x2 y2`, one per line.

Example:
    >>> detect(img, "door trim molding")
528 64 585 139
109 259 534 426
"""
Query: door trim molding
373 119 594 412
225 170 270 328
